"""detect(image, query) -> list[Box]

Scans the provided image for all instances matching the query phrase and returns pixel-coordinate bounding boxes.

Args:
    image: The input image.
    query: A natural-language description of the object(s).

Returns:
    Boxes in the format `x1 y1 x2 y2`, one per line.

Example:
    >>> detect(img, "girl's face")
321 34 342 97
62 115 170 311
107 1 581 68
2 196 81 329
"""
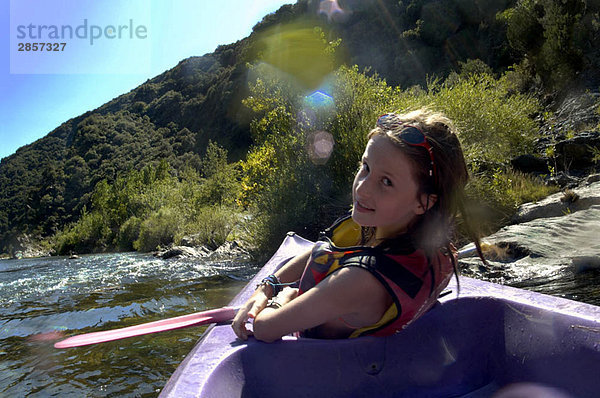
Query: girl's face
352 134 427 240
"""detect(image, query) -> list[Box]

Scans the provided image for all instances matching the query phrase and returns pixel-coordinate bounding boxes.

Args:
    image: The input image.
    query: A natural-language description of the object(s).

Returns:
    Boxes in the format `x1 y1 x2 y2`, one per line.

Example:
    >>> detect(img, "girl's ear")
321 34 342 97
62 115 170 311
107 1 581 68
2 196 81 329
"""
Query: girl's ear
416 194 438 215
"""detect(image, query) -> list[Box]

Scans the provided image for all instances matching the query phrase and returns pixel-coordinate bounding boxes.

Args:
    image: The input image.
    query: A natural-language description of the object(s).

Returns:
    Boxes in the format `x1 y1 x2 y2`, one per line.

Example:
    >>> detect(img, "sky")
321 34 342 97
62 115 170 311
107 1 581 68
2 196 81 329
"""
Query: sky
0 0 297 160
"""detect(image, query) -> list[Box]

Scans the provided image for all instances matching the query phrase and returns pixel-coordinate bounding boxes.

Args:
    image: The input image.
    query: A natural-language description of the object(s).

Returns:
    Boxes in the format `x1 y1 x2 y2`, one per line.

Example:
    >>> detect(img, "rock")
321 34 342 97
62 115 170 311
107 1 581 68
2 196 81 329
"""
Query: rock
14 233 51 258
511 180 600 224
572 256 600 274
510 154 549 174
179 234 204 247
535 92 600 174
554 131 600 170
587 173 600 184
460 178 600 286
460 204 600 282
459 92 600 297
546 171 582 188
208 240 250 260
155 245 211 259
553 92 600 134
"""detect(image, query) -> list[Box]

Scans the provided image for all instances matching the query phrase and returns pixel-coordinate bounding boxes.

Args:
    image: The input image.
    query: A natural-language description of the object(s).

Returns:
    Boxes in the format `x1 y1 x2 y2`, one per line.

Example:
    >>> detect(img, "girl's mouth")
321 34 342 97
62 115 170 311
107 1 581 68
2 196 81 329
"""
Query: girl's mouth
355 201 374 213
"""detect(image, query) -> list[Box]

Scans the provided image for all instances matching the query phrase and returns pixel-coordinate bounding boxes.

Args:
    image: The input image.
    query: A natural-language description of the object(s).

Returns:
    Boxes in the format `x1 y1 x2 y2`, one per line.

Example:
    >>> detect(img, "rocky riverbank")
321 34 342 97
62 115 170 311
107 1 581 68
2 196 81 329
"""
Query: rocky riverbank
154 240 251 262
511 92 600 187
459 175 600 304
0 233 53 259
460 176 600 265
458 92 600 304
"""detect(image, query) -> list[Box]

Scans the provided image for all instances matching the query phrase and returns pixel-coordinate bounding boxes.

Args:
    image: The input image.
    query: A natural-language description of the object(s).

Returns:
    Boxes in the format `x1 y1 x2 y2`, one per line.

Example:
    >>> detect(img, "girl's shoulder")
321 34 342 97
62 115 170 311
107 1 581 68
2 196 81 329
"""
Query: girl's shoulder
320 213 361 248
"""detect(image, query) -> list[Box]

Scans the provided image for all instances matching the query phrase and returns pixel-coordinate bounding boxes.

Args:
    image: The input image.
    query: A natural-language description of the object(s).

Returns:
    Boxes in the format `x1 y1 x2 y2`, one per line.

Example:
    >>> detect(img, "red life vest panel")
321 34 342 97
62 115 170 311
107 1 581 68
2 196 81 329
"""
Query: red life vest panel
298 215 455 338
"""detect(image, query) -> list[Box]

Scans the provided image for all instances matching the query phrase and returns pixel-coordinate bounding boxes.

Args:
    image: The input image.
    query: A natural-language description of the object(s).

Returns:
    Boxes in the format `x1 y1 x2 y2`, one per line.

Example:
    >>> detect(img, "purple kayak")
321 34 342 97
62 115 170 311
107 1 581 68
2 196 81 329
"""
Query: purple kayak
160 233 600 398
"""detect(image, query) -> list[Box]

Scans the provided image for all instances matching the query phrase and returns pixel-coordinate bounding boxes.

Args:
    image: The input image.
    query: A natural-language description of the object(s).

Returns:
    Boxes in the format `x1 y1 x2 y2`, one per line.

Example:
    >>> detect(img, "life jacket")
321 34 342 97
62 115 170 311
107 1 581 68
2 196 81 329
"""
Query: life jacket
298 215 455 338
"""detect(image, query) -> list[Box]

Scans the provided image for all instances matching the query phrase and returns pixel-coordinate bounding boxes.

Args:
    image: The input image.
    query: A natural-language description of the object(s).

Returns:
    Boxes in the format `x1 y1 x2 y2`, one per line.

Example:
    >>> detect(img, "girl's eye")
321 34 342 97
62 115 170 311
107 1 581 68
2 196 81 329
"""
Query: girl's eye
360 161 369 172
382 177 393 187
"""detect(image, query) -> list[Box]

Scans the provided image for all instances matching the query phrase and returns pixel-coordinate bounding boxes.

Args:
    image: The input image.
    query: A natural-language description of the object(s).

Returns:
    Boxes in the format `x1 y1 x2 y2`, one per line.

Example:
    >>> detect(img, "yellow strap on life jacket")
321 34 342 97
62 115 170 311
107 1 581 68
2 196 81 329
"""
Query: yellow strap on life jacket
330 217 361 248
348 304 399 338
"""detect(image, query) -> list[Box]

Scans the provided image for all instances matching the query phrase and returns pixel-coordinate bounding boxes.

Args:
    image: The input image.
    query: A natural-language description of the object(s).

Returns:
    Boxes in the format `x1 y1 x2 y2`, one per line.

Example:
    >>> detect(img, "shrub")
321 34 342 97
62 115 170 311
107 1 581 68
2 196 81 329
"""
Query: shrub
118 216 142 251
197 141 241 206
184 206 238 250
241 64 547 253
134 207 183 252
429 73 540 164
54 211 110 254
52 150 242 253
419 0 462 46
466 168 558 231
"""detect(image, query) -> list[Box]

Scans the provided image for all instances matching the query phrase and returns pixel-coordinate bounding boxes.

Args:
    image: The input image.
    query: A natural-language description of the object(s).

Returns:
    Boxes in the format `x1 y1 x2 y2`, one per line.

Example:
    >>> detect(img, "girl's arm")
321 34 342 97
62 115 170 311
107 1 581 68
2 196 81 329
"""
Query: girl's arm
231 248 312 340
252 266 389 343
273 248 313 288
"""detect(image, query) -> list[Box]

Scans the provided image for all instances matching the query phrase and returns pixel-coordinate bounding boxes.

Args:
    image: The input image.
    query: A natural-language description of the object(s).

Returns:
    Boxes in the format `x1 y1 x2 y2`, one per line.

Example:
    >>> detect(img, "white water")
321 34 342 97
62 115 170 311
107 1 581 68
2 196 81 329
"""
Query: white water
0 251 254 397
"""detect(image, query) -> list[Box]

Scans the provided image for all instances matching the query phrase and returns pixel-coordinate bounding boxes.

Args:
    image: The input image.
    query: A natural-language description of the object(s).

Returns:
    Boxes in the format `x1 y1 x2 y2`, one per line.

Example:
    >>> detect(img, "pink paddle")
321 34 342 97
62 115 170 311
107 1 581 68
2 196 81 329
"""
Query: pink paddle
54 306 238 348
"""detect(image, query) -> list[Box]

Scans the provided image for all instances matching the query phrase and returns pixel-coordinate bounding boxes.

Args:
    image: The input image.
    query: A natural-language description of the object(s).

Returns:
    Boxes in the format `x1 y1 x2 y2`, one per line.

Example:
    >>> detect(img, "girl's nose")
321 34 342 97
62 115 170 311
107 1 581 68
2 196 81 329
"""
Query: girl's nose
355 174 372 198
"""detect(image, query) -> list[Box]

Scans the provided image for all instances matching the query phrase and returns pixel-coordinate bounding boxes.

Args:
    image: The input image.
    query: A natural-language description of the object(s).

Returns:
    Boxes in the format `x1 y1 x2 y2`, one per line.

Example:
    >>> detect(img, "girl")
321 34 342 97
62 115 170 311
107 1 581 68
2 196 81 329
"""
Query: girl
232 109 481 342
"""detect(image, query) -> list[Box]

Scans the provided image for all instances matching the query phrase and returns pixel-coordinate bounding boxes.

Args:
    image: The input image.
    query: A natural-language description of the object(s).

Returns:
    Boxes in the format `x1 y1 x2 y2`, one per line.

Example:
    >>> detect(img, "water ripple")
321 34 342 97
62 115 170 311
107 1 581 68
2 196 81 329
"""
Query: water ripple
0 251 253 397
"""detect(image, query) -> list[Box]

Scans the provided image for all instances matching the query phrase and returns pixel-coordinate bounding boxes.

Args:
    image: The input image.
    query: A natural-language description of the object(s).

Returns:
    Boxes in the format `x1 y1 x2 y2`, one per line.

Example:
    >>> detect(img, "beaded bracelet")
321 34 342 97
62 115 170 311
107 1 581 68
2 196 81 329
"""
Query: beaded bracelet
256 274 282 296
256 274 296 297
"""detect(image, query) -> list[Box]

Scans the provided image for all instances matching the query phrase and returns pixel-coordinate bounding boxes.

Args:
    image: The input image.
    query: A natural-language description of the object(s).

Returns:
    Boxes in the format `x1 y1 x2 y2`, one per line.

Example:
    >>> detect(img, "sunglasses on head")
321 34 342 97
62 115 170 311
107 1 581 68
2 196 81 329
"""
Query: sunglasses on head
376 113 437 182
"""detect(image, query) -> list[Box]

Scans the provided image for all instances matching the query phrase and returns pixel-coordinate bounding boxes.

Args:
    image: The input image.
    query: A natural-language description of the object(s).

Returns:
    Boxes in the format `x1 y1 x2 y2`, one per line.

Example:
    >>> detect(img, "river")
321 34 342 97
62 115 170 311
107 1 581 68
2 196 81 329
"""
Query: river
2 248 600 397
0 252 255 397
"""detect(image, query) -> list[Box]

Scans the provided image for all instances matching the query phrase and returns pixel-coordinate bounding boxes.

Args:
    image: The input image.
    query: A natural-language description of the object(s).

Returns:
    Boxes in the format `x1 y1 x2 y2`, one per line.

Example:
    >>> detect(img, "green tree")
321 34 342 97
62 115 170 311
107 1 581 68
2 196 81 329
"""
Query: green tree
499 0 586 89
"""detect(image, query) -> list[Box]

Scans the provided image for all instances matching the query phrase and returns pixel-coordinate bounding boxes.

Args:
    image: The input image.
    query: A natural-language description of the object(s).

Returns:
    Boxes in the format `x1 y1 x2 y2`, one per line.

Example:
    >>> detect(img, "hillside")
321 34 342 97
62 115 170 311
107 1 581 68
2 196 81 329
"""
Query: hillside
2 0 599 254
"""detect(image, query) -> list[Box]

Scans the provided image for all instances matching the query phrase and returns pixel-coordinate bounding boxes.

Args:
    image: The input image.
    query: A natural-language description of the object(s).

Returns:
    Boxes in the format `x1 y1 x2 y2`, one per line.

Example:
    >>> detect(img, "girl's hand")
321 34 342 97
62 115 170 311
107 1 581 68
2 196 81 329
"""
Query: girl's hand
275 287 298 306
231 287 270 340
231 248 311 341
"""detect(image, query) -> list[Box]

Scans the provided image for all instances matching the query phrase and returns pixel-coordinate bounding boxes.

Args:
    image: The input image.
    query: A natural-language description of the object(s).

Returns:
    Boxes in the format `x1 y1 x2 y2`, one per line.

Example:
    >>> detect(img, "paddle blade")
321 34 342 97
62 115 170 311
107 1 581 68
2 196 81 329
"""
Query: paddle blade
54 306 237 349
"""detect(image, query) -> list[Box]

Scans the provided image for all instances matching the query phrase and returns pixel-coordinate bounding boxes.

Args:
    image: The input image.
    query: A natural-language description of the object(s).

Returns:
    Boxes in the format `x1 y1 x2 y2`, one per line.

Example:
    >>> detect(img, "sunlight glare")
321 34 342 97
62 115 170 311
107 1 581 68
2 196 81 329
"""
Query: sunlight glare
307 130 334 165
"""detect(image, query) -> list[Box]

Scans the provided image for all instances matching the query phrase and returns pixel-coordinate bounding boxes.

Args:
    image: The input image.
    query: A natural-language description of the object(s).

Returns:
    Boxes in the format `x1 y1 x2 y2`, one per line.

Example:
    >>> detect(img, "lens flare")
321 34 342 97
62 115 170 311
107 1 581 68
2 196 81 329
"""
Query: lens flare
304 90 335 108
318 0 348 22
252 23 337 90
307 131 335 165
